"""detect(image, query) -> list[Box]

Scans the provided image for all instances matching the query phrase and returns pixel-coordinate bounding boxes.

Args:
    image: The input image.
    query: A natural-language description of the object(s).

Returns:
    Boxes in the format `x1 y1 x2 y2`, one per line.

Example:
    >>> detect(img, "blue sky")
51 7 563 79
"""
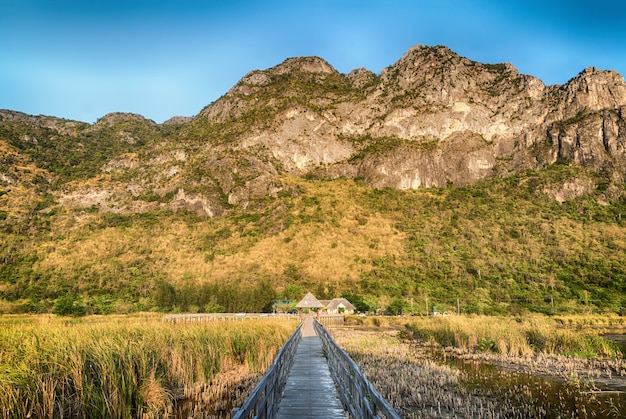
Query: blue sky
1 0 625 123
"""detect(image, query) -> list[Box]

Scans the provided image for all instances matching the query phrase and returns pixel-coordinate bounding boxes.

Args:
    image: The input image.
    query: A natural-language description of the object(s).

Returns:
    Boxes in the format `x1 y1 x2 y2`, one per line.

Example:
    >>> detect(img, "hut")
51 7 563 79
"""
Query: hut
322 298 356 315
295 292 324 319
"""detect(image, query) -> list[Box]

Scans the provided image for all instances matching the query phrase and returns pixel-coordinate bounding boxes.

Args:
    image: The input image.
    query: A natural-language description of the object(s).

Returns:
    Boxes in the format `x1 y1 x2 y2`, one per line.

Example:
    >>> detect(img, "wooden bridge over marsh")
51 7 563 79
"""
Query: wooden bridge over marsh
232 317 401 419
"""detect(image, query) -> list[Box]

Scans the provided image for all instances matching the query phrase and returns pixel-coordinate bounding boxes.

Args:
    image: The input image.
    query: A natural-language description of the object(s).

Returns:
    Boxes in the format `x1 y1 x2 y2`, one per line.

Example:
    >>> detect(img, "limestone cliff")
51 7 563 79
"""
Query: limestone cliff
2 45 626 216
197 45 626 193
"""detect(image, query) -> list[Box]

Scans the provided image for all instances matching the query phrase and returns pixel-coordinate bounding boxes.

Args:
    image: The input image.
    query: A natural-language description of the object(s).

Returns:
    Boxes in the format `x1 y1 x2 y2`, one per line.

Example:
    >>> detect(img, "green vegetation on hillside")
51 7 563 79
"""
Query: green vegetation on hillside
1 162 625 315
356 166 626 315
0 116 168 182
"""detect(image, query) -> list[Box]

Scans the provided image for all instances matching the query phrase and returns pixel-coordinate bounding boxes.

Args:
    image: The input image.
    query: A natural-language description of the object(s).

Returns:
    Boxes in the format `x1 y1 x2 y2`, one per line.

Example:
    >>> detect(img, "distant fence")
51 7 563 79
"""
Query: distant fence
314 320 402 419
163 312 346 325
231 322 303 419
317 314 344 327
163 313 298 324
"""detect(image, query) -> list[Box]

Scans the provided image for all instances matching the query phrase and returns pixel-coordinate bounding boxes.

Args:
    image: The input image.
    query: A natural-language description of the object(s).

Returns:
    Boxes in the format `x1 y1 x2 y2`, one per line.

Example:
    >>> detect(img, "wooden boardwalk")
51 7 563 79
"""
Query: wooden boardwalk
276 318 347 419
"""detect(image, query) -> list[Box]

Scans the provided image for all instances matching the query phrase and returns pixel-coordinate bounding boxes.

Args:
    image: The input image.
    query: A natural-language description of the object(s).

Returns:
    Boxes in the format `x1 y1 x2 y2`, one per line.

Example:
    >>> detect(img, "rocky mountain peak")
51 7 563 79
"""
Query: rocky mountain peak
95 112 156 127
4 44 626 219
0 109 35 122
346 67 377 88
190 44 626 197
381 44 465 83
555 67 626 118
270 56 338 75
378 44 540 110
200 55 343 122
163 116 193 125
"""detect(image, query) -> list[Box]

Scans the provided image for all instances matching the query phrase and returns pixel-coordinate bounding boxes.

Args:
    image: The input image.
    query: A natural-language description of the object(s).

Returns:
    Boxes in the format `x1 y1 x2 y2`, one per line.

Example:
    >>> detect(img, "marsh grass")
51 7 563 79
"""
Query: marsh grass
349 314 624 358
0 314 296 418
332 321 625 418
331 327 544 418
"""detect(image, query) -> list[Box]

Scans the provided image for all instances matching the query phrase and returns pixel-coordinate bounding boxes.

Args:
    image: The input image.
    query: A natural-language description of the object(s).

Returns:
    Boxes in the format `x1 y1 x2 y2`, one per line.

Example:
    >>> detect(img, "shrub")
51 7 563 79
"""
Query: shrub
53 293 86 317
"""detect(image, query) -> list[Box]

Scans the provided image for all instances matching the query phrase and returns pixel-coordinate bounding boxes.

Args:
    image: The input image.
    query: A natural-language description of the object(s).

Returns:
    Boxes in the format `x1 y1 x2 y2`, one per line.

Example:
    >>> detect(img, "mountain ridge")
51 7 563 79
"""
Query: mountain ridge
2 45 626 216
1 45 626 315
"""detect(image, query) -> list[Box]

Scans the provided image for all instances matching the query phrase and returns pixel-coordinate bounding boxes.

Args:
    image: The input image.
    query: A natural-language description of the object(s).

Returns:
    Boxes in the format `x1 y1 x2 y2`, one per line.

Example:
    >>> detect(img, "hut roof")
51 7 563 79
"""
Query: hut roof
296 292 324 309
326 298 356 311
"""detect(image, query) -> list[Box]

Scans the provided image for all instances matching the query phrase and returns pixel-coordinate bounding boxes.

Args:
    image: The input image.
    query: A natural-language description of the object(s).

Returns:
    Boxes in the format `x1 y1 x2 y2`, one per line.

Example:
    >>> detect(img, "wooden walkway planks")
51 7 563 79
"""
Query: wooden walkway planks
276 318 347 419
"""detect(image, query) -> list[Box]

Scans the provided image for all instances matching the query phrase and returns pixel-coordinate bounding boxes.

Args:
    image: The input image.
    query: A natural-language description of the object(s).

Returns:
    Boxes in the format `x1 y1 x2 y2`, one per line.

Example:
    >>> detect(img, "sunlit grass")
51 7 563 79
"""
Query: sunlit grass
0 314 297 418
334 315 626 418
349 314 624 358
36 177 404 288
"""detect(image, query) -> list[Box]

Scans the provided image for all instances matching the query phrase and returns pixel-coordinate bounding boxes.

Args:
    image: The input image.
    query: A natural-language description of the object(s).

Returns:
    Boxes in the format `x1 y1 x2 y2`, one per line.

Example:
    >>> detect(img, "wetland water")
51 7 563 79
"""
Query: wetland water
451 356 625 418
447 332 626 418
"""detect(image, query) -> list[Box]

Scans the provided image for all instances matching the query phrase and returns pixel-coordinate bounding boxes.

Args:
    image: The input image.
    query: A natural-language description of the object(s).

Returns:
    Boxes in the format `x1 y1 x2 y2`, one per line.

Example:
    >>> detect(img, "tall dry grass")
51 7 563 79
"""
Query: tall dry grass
0 315 297 419
332 321 625 418
36 177 405 288
331 327 545 418
355 314 624 358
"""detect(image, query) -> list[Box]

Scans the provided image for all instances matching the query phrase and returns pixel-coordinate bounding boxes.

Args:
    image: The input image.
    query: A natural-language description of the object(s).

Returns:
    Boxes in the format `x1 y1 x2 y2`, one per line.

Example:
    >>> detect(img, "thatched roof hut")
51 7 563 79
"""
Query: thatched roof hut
323 298 356 314
296 292 324 309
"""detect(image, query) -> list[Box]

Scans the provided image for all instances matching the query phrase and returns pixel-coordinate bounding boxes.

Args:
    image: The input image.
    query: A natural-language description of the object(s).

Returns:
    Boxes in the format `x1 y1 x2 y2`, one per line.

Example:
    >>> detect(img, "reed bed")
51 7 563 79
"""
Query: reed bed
0 314 297 419
339 315 625 418
351 315 624 358
398 315 625 385
331 327 545 418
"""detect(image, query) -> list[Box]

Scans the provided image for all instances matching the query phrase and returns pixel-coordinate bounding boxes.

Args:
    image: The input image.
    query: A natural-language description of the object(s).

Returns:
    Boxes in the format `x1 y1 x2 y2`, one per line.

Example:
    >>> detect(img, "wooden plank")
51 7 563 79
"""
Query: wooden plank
277 318 347 419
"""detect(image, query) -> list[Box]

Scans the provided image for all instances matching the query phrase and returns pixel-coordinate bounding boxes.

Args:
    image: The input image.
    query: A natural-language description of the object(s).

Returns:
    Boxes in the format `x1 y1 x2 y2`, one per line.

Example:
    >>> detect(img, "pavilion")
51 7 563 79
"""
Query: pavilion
295 292 324 319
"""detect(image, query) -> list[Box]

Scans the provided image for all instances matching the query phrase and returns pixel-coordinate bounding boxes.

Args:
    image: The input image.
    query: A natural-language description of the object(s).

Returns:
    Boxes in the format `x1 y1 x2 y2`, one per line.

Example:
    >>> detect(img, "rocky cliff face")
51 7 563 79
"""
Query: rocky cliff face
2 45 626 216
199 45 626 191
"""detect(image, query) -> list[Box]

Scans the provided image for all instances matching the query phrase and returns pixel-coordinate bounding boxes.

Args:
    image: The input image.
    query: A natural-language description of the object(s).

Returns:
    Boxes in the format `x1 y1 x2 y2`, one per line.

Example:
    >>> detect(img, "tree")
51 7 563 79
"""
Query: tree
281 284 304 300
53 293 86 317
386 298 406 315
341 293 370 312
255 278 277 312
152 281 176 311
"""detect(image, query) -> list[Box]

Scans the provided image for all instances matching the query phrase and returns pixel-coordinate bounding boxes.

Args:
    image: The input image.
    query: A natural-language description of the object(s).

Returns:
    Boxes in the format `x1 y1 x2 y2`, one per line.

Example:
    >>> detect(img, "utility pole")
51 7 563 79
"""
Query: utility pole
457 297 460 315
425 296 429 316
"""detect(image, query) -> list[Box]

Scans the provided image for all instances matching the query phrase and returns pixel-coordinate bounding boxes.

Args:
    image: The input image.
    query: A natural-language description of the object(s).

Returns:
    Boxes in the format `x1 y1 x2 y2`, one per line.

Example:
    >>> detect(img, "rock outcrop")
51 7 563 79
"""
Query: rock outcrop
2 45 626 216
196 45 626 194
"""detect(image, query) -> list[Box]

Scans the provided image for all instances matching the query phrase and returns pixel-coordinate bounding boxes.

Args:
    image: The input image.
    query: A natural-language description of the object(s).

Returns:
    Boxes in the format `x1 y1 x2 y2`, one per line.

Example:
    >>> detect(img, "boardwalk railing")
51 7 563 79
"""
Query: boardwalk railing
313 320 402 419
232 322 303 419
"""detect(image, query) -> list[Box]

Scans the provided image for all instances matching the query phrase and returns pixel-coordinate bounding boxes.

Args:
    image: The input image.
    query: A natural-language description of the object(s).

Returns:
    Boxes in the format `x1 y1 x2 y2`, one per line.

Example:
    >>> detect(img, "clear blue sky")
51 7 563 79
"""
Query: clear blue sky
2 0 625 123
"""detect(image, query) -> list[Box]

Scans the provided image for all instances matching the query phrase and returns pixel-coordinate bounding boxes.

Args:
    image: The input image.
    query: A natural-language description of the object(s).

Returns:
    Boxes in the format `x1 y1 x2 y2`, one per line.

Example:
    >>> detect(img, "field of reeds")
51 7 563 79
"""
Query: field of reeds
348 314 625 358
0 314 298 419
338 314 625 418
3 312 622 418
331 327 546 418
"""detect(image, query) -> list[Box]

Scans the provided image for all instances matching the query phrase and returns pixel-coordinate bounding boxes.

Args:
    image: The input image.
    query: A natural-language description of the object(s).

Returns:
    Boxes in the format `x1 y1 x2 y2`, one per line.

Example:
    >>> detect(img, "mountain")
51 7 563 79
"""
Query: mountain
199 45 626 192
1 45 625 315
